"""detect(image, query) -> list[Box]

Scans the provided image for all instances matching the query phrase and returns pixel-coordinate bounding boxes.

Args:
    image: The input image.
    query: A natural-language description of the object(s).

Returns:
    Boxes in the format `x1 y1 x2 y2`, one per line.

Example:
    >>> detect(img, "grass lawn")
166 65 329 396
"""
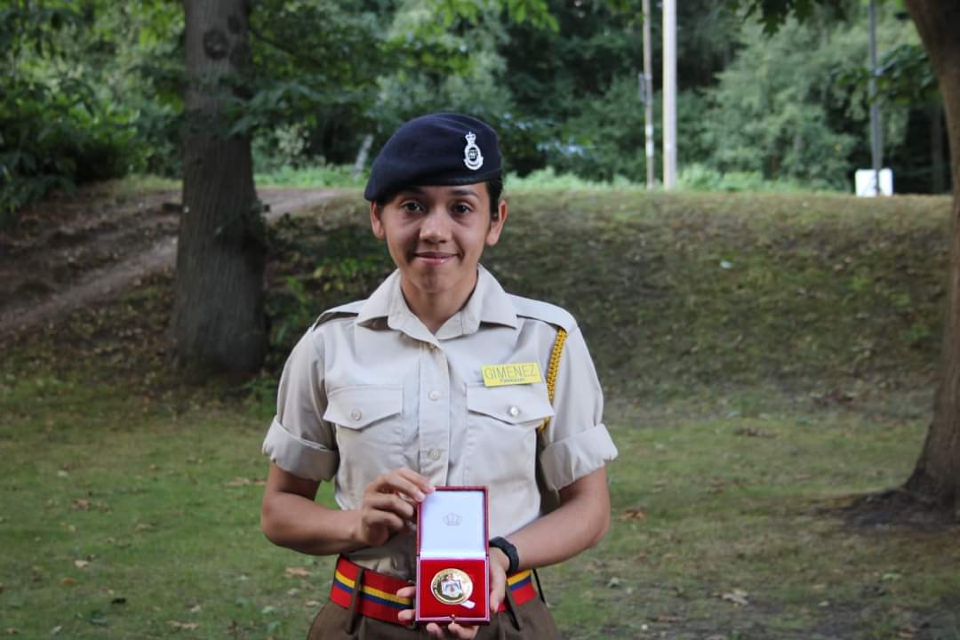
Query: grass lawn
2 187 959 639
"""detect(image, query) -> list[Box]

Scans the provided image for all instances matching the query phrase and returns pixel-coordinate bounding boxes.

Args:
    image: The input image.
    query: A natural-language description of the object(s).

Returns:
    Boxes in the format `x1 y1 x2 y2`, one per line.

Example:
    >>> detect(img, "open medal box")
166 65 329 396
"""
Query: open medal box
415 486 490 624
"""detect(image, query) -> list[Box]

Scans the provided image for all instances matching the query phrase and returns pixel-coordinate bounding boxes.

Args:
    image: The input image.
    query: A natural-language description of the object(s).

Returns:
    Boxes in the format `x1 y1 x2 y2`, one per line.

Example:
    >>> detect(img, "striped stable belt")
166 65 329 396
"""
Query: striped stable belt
330 556 537 625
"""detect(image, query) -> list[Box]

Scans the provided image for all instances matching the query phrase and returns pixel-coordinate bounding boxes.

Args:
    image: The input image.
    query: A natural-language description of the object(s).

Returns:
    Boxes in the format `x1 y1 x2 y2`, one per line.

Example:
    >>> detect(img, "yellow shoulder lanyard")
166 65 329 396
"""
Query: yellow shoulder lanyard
538 328 568 434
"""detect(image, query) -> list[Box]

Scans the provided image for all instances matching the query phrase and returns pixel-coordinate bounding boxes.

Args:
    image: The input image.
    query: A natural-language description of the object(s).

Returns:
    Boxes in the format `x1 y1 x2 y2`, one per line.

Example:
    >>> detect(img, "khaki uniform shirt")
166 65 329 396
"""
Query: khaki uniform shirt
262 266 618 579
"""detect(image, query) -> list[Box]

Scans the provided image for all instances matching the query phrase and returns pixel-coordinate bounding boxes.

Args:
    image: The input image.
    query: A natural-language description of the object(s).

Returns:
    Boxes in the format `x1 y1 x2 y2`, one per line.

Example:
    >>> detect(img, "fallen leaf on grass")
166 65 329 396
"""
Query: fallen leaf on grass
733 427 776 439
304 600 321 608
618 508 647 522
60 578 75 586
649 615 683 623
285 567 310 578
50 626 63 635
134 523 153 532
720 589 749 606
74 560 89 569
72 499 90 511
4 629 18 636
606 577 623 588
189 605 201 613
167 621 200 631
225 477 267 488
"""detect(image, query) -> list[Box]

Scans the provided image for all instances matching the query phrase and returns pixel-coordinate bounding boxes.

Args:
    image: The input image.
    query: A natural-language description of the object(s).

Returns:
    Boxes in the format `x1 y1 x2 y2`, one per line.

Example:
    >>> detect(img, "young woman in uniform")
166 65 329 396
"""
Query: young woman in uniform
260 113 618 639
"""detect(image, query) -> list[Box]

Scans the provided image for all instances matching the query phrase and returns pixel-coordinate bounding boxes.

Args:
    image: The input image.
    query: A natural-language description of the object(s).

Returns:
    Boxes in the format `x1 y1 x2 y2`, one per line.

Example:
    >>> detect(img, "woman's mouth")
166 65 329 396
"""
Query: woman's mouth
414 252 456 266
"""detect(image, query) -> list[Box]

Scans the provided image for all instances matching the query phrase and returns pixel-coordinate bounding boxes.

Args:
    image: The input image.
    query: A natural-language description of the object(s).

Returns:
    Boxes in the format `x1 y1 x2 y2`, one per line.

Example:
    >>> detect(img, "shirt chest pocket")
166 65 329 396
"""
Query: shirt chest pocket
462 383 554 487
323 385 404 465
466 383 555 427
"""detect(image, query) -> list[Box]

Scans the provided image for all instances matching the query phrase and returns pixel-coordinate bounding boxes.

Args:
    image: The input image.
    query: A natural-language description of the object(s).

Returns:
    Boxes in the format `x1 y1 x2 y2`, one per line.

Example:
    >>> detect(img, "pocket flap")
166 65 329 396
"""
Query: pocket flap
466 383 554 424
324 385 403 430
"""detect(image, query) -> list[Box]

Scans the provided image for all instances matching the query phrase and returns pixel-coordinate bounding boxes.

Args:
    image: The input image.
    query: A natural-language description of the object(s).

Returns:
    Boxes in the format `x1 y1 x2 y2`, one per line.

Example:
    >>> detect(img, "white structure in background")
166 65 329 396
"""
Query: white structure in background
662 0 677 189
855 168 894 197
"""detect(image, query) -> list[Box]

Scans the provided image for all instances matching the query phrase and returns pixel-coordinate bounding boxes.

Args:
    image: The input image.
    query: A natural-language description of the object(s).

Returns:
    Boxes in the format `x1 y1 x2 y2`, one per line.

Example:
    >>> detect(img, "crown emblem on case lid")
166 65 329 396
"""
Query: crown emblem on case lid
443 512 462 526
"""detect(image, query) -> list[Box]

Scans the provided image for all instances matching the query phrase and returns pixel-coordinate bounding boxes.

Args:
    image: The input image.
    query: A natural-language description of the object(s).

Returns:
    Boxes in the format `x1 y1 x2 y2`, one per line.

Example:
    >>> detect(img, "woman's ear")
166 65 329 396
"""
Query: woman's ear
486 200 508 246
370 202 386 240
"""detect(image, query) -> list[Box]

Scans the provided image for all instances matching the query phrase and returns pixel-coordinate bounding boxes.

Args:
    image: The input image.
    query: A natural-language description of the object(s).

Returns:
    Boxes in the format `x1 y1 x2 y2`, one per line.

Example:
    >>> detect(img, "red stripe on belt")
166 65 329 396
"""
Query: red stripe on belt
329 556 538 625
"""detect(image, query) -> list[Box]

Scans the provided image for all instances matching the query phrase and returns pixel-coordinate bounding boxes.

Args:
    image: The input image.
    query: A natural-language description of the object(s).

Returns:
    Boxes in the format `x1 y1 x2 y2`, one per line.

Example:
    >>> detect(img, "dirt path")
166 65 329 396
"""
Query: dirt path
0 187 341 341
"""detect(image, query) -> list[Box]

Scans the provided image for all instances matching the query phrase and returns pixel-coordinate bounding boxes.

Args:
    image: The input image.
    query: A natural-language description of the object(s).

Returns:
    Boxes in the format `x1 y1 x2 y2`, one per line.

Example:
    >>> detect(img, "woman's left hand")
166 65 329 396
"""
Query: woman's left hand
395 554 508 639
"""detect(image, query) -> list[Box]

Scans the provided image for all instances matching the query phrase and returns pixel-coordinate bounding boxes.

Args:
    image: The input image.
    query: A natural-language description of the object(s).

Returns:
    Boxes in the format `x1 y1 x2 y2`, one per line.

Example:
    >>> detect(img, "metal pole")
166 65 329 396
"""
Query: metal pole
643 0 655 189
868 0 883 194
663 0 677 189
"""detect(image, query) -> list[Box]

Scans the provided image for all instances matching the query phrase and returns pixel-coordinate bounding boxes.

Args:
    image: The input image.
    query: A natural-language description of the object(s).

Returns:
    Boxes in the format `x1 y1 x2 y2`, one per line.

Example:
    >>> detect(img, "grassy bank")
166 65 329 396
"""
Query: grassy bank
2 187 957 639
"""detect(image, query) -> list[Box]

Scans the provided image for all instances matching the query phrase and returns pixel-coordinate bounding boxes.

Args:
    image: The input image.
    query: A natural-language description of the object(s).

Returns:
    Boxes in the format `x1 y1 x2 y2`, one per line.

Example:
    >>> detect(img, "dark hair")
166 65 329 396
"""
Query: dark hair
375 173 504 217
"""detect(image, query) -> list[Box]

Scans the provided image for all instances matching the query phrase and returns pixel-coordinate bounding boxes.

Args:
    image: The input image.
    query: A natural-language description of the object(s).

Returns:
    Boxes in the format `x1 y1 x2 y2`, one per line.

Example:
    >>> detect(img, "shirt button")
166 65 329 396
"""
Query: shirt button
350 410 362 421
428 390 441 401
427 448 441 461
508 406 520 418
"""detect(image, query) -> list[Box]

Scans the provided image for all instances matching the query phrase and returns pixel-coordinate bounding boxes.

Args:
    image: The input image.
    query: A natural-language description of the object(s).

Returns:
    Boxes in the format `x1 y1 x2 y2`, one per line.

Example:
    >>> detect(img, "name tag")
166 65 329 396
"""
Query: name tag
481 362 542 387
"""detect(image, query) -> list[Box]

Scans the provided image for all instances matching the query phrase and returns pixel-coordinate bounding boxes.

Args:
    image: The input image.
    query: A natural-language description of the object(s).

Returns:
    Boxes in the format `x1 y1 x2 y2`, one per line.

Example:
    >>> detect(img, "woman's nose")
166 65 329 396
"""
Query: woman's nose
419 209 450 242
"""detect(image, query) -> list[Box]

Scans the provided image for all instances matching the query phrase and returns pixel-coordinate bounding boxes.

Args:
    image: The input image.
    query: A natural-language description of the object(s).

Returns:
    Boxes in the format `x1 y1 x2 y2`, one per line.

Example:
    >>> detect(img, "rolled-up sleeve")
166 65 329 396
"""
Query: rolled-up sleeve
538 326 618 491
262 330 339 481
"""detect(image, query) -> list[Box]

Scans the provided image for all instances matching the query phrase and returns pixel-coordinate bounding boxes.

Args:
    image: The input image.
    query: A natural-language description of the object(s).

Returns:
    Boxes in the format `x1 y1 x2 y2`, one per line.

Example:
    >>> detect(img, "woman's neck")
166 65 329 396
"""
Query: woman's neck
400 272 478 334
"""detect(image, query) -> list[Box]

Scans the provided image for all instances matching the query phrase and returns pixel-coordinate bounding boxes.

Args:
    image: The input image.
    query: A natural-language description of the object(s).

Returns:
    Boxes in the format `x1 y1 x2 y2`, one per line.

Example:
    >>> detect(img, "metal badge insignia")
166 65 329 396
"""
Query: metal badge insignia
430 568 474 605
463 132 483 171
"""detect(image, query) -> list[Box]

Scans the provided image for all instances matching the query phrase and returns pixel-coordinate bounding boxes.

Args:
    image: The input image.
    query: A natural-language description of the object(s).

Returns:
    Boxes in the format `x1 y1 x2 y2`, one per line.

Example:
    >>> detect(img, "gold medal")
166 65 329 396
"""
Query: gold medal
430 568 473 605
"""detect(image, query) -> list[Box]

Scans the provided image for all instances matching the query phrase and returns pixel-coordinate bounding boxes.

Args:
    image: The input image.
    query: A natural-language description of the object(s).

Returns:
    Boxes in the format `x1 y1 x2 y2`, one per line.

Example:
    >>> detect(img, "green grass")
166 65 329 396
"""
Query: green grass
2 187 958 639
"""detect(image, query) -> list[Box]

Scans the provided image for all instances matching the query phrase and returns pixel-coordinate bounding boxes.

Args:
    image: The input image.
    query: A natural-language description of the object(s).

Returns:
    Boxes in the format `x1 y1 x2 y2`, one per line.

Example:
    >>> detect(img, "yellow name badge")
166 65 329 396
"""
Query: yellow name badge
481 362 542 387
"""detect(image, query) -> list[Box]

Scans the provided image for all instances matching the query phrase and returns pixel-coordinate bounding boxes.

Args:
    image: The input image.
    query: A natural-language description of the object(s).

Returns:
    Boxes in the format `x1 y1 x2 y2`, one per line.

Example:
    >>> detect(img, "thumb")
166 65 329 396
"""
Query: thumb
489 565 507 613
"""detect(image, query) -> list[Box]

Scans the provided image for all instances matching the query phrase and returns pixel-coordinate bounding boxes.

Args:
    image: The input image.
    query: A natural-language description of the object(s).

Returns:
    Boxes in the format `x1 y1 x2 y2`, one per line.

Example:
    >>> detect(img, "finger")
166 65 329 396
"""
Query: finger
360 508 406 534
397 609 415 624
372 470 435 501
365 493 417 520
489 564 507 613
425 622 445 638
396 585 417 599
447 622 479 639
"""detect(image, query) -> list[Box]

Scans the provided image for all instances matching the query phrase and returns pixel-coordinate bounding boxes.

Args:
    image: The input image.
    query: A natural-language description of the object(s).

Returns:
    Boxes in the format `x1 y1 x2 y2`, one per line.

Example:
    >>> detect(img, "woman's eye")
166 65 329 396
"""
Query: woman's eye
452 203 472 215
401 201 423 213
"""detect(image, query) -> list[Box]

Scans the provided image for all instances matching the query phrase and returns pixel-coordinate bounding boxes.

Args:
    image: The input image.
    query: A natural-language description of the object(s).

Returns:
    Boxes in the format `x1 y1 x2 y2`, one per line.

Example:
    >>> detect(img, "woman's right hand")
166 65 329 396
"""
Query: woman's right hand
352 468 435 547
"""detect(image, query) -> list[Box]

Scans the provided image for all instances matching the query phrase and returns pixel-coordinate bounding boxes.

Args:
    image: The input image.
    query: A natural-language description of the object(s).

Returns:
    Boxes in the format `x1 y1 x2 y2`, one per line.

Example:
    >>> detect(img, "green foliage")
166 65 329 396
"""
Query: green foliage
254 164 365 188
1 1 184 219
508 167 643 190
699 9 916 190
265 218 393 361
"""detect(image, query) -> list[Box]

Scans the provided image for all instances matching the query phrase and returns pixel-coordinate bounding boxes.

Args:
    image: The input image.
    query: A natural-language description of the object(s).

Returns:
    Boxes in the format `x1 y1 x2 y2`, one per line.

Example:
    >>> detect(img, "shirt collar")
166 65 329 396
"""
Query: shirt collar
356 265 518 340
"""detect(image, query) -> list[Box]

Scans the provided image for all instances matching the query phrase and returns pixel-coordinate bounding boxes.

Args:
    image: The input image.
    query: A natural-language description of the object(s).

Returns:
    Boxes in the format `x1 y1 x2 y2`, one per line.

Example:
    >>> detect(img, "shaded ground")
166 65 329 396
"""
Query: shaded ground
0 185 340 342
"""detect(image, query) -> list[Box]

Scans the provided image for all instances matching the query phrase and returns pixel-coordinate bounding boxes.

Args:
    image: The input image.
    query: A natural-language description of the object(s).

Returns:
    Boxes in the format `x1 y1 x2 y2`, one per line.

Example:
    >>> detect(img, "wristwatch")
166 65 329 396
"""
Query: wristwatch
489 536 520 575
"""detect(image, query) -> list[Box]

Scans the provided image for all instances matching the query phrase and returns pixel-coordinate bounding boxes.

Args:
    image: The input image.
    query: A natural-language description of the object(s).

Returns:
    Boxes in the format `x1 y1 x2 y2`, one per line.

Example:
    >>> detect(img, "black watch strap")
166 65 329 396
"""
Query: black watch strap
489 536 520 575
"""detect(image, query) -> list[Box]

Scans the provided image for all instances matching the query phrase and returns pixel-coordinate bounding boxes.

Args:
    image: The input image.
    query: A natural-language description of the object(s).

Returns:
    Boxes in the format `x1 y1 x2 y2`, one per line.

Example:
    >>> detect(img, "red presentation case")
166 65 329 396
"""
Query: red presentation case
415 486 490 624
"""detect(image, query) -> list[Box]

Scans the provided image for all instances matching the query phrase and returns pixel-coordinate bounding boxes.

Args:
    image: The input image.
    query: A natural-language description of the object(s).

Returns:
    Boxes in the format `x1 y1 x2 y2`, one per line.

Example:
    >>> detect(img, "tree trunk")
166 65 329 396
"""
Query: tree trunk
903 0 960 515
930 102 946 194
172 0 266 372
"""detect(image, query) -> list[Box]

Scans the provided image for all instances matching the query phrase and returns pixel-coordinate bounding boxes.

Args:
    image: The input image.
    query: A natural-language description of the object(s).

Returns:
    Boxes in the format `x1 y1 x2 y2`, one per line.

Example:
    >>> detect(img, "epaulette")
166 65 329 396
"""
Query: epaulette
313 300 365 329
508 294 577 332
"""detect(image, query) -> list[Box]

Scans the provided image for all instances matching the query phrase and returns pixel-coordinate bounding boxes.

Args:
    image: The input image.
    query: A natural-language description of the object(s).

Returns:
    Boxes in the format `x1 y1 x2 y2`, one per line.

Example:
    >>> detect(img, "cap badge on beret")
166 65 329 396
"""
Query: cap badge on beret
463 132 484 171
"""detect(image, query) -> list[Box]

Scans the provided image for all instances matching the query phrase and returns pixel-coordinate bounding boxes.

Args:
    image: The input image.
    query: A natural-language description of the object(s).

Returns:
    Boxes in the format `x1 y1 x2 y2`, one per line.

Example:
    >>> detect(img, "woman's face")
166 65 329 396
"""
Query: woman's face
370 183 508 309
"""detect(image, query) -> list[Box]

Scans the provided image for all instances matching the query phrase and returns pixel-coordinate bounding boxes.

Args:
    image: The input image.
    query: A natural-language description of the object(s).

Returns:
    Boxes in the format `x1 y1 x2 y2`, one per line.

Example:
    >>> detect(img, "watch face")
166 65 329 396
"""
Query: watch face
430 568 474 605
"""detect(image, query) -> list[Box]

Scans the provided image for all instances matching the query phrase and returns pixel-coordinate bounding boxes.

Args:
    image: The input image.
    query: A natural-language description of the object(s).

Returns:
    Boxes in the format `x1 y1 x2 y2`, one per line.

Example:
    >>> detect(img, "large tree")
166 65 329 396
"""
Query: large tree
171 0 556 373
172 0 265 372
900 0 960 515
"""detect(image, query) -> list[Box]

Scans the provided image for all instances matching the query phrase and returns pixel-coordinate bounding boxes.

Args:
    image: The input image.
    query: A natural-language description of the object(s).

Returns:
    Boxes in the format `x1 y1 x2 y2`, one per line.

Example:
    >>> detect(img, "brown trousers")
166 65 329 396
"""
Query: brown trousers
307 592 562 640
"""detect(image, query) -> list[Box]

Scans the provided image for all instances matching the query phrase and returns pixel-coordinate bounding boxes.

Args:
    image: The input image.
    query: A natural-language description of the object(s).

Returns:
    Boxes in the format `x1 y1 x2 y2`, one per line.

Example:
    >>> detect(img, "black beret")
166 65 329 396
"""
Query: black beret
364 113 502 202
